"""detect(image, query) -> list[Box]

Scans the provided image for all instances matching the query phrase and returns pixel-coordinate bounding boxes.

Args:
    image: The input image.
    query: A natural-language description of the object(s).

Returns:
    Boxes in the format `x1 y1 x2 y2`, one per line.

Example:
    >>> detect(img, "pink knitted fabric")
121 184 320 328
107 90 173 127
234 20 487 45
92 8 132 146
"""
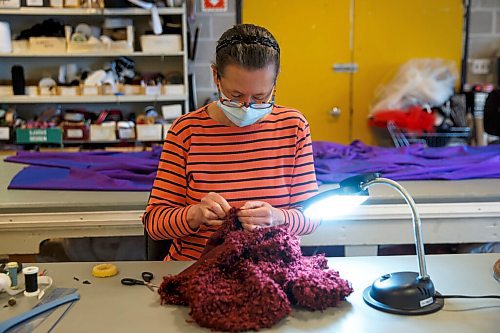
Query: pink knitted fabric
159 208 353 332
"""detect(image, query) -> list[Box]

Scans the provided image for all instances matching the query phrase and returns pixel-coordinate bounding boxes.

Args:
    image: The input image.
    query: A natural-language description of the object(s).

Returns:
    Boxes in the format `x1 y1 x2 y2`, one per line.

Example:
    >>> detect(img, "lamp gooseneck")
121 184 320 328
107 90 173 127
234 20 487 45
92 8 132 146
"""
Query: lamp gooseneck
362 177 428 279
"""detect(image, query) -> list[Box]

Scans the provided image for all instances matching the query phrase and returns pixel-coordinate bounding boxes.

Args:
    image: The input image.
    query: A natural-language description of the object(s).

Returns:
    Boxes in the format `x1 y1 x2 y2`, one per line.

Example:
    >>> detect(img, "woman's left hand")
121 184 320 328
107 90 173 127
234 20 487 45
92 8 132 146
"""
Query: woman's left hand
237 201 285 232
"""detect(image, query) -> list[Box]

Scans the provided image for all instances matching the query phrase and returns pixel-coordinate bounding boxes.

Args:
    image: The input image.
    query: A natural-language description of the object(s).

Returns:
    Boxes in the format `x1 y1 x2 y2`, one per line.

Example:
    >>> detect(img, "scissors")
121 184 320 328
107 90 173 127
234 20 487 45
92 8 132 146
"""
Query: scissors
121 271 157 292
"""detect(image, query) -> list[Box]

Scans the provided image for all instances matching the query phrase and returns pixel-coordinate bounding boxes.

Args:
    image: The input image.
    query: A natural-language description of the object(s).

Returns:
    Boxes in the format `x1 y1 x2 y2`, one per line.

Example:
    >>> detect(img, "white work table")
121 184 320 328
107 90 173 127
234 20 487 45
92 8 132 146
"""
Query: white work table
0 254 499 332
1 159 500 255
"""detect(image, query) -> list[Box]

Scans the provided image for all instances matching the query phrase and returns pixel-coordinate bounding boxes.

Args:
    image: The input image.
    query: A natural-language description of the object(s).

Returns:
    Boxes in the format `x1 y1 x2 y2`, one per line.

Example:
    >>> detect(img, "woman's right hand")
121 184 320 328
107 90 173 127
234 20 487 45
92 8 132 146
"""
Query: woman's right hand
187 192 232 230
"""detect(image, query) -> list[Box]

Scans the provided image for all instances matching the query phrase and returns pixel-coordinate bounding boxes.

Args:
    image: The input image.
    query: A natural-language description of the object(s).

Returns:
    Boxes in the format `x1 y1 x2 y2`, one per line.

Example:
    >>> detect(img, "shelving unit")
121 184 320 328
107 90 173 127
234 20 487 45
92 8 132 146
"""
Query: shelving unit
0 4 189 149
0 51 185 57
1 94 187 103
0 7 185 15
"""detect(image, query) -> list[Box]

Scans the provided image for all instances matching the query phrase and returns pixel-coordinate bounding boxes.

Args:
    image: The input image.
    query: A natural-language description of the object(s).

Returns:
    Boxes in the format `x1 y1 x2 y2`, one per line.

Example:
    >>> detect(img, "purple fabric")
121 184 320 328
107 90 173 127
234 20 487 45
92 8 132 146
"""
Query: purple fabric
5 147 162 191
5 141 500 191
313 140 500 184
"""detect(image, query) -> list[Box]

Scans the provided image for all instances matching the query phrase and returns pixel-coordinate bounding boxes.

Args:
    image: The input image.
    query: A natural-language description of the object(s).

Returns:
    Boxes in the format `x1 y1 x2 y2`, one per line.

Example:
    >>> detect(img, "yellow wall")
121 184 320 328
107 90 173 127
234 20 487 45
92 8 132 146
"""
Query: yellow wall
243 0 463 145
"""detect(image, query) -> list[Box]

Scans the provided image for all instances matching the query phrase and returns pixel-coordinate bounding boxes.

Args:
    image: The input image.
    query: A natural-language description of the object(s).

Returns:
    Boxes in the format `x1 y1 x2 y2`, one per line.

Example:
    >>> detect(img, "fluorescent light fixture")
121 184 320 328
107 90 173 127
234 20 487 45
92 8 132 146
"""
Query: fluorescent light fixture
301 173 444 315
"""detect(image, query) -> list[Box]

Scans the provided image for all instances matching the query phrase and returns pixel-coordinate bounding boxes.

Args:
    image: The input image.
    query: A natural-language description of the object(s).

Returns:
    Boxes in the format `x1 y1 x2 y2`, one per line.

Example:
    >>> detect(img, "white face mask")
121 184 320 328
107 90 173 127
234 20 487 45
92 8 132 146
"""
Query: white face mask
217 89 274 127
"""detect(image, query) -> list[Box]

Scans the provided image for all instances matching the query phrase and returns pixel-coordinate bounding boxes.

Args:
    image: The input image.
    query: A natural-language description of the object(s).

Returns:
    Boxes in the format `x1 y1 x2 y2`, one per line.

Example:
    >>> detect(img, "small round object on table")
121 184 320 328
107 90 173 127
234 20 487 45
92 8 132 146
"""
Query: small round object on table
92 264 119 278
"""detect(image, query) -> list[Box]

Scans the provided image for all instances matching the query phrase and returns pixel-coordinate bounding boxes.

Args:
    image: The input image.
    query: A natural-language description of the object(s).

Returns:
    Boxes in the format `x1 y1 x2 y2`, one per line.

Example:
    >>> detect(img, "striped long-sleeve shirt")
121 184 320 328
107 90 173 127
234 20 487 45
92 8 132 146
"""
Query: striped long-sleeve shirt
143 104 319 260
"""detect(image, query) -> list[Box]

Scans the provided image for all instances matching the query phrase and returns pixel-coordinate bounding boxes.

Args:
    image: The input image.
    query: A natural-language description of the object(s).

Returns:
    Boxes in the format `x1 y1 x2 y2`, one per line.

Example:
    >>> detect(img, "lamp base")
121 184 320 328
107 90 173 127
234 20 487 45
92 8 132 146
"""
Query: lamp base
363 271 444 315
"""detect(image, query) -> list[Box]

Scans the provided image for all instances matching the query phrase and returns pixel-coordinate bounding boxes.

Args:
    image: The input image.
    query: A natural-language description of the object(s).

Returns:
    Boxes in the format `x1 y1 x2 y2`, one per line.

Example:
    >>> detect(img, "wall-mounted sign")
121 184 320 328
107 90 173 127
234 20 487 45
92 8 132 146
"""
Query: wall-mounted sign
201 0 227 12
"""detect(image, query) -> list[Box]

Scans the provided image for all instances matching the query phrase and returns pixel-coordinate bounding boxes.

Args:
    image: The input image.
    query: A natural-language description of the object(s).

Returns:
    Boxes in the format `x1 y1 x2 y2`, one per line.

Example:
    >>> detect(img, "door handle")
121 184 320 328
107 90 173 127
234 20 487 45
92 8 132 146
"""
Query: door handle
330 107 341 117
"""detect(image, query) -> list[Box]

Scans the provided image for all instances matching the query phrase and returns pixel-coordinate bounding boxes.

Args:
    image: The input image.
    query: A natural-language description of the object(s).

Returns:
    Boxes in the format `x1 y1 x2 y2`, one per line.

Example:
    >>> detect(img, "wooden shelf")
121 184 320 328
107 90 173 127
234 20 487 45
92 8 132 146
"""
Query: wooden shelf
0 6 184 16
0 51 184 58
0 95 187 104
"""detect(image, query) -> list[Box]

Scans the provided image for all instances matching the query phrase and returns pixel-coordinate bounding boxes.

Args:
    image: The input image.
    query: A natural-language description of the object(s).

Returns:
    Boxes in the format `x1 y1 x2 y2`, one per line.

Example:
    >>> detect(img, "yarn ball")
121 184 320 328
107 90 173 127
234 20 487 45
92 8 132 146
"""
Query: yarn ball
159 207 353 332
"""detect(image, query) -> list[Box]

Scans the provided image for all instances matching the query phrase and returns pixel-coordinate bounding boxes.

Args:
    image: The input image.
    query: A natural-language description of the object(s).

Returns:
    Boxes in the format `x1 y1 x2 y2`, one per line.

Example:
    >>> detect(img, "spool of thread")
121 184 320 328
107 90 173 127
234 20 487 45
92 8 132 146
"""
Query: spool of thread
0 273 11 292
23 266 39 297
0 22 12 54
6 262 18 289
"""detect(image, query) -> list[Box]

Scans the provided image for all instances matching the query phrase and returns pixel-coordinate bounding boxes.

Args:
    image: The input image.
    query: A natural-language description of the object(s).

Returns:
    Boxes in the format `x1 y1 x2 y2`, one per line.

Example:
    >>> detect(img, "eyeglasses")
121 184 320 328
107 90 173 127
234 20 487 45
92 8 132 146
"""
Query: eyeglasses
217 84 276 110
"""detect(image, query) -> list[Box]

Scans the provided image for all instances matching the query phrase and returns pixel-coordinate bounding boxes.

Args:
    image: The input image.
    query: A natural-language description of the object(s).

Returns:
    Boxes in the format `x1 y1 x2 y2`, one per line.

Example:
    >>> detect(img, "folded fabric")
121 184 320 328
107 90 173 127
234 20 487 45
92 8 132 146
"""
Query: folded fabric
313 140 500 184
5 141 500 191
6 148 162 191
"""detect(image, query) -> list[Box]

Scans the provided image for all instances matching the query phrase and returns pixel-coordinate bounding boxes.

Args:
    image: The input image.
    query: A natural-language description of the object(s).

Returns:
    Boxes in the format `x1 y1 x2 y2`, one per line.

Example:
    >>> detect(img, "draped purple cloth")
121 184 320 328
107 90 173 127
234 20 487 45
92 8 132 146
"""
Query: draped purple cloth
313 140 500 184
5 147 162 191
5 141 500 191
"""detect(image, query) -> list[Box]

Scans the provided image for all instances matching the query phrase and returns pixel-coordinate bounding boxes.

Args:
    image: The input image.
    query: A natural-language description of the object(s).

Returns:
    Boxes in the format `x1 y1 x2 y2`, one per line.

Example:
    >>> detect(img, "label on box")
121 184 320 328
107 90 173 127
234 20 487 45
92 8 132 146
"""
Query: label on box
0 127 10 140
27 0 44 6
16 128 62 144
66 128 83 138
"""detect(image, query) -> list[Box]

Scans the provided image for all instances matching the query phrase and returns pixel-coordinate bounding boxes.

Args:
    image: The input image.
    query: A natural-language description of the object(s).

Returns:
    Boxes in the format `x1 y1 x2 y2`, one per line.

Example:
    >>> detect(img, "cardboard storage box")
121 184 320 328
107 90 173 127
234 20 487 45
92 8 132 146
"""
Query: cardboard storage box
90 123 116 142
81 85 101 96
140 34 182 53
58 86 79 96
136 124 162 141
0 0 20 8
16 128 62 144
12 40 29 53
0 86 13 96
29 37 66 54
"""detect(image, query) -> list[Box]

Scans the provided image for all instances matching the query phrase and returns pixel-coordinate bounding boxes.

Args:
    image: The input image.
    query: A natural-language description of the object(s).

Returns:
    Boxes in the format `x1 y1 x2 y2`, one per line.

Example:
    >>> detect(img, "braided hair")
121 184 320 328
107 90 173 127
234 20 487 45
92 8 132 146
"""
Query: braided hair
215 24 280 78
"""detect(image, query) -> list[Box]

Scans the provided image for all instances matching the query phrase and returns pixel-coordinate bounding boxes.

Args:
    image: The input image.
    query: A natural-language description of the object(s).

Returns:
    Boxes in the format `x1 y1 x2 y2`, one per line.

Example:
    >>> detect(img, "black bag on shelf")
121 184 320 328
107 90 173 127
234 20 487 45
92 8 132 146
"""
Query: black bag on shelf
104 0 155 7
484 90 500 137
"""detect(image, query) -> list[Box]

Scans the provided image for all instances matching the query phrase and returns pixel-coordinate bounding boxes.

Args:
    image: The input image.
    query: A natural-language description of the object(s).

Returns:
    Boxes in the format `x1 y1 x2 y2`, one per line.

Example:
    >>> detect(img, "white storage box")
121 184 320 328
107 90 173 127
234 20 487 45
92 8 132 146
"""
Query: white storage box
136 124 162 141
144 84 161 96
140 34 182 53
0 127 10 140
26 86 38 96
162 84 185 95
161 104 182 121
90 123 116 142
117 121 135 140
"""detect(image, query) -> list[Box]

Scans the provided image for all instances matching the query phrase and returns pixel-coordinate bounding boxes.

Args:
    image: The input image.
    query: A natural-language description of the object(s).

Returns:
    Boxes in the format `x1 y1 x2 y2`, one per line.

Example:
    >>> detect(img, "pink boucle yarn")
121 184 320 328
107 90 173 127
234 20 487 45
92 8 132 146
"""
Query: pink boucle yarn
159 207 353 332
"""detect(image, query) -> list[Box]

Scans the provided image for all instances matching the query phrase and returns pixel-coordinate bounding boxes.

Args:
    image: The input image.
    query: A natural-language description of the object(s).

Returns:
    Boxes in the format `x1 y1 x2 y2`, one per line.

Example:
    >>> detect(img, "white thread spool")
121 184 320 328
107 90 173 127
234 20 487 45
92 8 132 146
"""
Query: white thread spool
0 22 12 54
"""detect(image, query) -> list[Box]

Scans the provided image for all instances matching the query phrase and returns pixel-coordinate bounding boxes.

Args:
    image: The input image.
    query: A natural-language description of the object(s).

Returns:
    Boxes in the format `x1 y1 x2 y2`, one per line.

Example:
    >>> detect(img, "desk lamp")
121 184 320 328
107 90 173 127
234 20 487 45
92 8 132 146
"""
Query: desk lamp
303 173 444 315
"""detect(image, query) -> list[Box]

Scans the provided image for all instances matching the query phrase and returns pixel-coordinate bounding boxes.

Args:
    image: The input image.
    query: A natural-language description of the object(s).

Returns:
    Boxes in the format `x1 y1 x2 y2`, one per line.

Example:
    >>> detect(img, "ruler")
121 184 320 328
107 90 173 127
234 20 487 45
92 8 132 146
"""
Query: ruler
7 288 78 333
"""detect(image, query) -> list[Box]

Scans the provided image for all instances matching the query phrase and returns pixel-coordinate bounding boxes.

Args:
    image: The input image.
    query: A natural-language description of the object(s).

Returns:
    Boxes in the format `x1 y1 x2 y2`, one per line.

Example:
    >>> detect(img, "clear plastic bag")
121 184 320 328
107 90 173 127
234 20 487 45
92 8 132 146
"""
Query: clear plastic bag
370 58 457 116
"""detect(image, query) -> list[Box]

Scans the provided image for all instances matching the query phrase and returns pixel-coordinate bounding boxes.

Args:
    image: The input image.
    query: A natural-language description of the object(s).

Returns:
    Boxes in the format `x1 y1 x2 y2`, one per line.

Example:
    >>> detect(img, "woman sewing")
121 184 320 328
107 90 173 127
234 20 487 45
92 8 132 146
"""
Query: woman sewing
143 24 319 260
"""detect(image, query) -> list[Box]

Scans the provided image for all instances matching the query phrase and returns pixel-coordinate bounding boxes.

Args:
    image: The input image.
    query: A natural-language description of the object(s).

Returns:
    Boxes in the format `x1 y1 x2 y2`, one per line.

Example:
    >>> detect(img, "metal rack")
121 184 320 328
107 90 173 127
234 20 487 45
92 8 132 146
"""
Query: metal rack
387 121 471 147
